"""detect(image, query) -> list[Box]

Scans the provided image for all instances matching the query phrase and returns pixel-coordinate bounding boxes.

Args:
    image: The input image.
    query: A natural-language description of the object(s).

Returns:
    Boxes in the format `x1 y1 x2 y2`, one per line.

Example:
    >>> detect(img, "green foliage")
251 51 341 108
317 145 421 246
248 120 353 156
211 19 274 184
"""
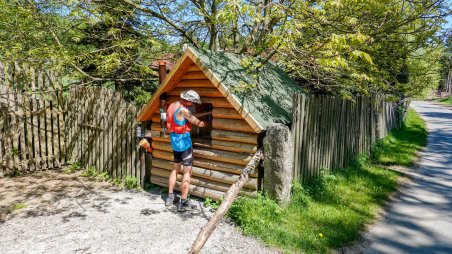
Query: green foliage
81 165 97 177
1 0 449 99
112 178 122 186
228 109 427 253
204 197 223 210
96 172 111 182
63 163 81 174
129 86 154 105
7 203 26 213
122 176 140 190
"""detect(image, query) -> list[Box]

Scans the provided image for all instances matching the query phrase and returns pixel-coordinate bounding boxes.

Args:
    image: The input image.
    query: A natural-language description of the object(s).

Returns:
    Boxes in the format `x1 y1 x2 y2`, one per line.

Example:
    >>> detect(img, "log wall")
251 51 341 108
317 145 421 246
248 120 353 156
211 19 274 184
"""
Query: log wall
150 64 259 200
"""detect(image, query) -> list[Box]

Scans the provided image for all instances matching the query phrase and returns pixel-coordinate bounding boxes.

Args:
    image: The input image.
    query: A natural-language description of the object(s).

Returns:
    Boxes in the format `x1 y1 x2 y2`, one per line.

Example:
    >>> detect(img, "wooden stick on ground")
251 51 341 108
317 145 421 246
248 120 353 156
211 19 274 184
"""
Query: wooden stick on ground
188 148 264 254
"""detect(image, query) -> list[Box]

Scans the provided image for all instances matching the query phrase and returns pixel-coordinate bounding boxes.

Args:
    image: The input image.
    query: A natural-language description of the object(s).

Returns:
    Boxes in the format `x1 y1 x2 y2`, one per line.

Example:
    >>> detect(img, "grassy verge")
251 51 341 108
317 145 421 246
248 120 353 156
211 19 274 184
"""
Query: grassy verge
228 108 427 254
433 96 452 105
372 109 427 165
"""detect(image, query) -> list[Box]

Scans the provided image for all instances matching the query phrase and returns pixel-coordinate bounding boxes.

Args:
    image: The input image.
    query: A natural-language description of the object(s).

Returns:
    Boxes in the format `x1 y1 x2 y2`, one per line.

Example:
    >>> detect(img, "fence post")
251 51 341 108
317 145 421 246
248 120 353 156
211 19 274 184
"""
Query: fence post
291 94 305 182
263 123 293 207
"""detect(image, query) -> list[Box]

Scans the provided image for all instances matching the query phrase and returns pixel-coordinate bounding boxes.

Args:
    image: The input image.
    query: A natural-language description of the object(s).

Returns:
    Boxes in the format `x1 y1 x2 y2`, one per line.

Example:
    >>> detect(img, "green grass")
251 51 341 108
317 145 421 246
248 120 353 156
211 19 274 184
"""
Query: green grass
228 109 427 254
63 163 81 174
437 96 452 105
372 109 427 166
81 165 98 177
7 203 27 213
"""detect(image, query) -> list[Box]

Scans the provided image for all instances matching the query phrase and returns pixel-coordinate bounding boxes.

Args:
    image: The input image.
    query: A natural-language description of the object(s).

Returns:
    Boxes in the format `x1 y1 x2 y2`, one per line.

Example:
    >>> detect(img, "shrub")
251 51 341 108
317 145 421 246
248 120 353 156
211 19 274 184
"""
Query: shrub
81 165 97 177
96 171 111 181
63 163 81 174
123 176 140 190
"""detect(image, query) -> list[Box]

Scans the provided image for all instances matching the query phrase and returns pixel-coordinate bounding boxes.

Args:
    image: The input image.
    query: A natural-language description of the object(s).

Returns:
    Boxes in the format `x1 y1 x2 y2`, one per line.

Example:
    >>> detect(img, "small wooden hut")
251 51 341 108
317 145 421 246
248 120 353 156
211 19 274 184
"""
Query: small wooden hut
137 47 303 200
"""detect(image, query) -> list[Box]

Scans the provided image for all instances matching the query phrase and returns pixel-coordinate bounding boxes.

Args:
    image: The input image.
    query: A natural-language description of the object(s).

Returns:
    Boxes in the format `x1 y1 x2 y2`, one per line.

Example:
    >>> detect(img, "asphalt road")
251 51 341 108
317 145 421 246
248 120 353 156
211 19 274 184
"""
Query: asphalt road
364 101 452 254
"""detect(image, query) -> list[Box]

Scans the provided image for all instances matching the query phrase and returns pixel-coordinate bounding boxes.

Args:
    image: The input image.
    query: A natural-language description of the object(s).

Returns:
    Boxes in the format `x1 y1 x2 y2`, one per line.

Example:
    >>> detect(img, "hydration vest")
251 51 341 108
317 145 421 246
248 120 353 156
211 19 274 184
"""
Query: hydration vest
166 102 191 134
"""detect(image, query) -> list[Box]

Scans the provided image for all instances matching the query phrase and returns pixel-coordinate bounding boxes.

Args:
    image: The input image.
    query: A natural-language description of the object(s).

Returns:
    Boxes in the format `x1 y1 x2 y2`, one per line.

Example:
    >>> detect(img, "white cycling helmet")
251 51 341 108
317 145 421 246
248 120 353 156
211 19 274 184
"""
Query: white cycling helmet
180 90 202 104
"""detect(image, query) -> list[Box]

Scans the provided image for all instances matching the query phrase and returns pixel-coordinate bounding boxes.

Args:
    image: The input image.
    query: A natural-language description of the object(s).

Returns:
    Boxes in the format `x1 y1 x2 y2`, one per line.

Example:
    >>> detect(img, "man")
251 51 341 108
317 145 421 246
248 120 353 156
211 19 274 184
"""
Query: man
165 90 211 212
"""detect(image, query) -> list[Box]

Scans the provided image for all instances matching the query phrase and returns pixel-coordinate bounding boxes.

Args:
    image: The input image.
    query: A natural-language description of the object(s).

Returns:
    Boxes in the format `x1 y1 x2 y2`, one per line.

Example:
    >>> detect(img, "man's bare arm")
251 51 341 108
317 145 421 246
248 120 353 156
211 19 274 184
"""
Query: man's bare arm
193 111 212 118
182 108 205 127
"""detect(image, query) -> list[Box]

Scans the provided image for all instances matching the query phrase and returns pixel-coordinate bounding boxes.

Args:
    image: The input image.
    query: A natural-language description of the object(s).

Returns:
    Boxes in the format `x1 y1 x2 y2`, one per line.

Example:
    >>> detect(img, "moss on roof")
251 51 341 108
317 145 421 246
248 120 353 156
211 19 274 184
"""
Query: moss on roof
192 47 305 130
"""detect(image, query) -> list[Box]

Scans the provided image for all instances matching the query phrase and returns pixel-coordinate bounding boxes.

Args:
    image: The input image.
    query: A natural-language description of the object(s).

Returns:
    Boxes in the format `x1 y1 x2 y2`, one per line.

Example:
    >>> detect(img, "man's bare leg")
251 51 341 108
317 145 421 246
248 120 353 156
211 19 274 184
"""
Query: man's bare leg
180 165 192 200
165 162 181 206
168 162 181 194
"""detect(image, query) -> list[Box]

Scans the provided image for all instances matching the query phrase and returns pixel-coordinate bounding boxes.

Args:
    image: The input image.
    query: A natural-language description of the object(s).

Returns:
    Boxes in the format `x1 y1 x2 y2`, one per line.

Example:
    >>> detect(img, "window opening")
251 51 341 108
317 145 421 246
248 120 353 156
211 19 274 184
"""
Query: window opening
191 102 213 140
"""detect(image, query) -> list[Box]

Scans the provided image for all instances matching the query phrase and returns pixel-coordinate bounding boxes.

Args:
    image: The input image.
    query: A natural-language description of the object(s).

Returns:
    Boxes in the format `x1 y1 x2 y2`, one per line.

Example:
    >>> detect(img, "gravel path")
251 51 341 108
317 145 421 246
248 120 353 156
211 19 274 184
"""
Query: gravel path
0 171 278 254
363 102 452 253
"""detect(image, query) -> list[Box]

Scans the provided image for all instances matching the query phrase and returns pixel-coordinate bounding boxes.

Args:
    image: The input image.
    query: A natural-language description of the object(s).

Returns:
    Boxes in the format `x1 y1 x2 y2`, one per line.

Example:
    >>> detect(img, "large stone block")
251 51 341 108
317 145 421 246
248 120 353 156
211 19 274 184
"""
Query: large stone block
263 123 293 206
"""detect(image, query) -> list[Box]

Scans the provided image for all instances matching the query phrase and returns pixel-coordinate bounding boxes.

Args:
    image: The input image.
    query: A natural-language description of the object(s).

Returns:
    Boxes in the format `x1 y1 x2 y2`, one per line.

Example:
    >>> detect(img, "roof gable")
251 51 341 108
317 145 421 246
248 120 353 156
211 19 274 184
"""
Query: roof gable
137 47 304 132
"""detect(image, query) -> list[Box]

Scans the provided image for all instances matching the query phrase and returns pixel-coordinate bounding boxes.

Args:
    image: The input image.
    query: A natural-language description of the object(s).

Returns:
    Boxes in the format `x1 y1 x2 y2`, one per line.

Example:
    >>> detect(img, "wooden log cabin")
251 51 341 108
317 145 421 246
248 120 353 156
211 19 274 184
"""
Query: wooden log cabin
137 47 303 200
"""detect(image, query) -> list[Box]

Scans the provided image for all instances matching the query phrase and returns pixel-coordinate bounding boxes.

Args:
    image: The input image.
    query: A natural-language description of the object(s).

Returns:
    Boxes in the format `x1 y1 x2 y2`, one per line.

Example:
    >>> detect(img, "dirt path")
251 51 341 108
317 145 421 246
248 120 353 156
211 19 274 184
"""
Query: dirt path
0 171 277 254
362 102 452 253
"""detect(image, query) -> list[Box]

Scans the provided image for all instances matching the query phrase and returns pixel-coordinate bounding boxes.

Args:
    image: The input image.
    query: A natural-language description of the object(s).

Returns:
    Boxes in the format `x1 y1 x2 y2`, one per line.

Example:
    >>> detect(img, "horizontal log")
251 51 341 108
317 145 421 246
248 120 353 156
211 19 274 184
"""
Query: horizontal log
152 157 257 177
154 167 232 192
193 138 211 148
194 157 258 177
152 167 256 194
151 114 160 123
152 108 242 124
211 129 258 144
212 108 242 119
151 175 225 201
212 118 256 133
176 79 213 88
182 71 207 80
169 88 222 98
151 122 162 131
151 133 214 147
150 130 170 142
212 140 257 153
187 65 201 72
150 160 257 189
152 141 173 152
168 96 233 108
194 147 252 165
152 138 255 154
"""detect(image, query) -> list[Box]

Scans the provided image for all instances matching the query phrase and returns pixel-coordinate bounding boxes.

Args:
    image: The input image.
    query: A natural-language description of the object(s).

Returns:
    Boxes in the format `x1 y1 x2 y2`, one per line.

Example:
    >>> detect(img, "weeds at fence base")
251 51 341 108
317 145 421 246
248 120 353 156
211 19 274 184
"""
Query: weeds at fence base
79 166 141 190
63 163 81 174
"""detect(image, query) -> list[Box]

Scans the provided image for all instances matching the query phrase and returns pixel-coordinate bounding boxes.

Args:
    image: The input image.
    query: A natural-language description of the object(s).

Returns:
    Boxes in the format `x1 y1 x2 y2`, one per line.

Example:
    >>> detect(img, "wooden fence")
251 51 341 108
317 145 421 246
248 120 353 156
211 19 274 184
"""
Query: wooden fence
292 94 401 181
0 62 65 176
65 86 148 184
0 61 403 188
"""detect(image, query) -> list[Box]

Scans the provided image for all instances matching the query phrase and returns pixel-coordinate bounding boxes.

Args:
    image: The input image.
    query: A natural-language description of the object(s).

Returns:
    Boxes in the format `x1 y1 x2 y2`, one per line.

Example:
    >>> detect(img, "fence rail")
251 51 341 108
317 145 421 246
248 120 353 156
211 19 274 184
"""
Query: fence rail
0 62 65 175
292 94 401 181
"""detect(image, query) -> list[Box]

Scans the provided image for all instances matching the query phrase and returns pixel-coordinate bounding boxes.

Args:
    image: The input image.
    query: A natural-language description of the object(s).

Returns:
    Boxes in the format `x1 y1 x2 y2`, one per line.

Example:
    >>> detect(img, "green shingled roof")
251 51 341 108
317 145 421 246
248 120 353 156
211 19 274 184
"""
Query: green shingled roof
191 47 305 130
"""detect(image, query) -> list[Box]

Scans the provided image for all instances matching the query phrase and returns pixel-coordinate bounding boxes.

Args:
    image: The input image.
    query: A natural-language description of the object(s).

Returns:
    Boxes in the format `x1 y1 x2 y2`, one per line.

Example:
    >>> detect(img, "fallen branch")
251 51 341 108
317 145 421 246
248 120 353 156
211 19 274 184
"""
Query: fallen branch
188 148 264 254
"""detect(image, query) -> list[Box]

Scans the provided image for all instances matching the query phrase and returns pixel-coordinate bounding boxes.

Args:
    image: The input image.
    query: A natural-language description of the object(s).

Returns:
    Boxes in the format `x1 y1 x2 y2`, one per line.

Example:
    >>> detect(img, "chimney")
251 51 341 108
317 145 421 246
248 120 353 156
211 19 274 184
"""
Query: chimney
159 60 167 84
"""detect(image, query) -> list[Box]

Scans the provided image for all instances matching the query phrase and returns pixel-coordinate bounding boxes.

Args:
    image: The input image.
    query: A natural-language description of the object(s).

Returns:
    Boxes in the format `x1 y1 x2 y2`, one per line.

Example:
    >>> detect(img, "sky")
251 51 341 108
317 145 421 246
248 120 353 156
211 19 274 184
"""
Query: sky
445 0 452 29
446 15 452 29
